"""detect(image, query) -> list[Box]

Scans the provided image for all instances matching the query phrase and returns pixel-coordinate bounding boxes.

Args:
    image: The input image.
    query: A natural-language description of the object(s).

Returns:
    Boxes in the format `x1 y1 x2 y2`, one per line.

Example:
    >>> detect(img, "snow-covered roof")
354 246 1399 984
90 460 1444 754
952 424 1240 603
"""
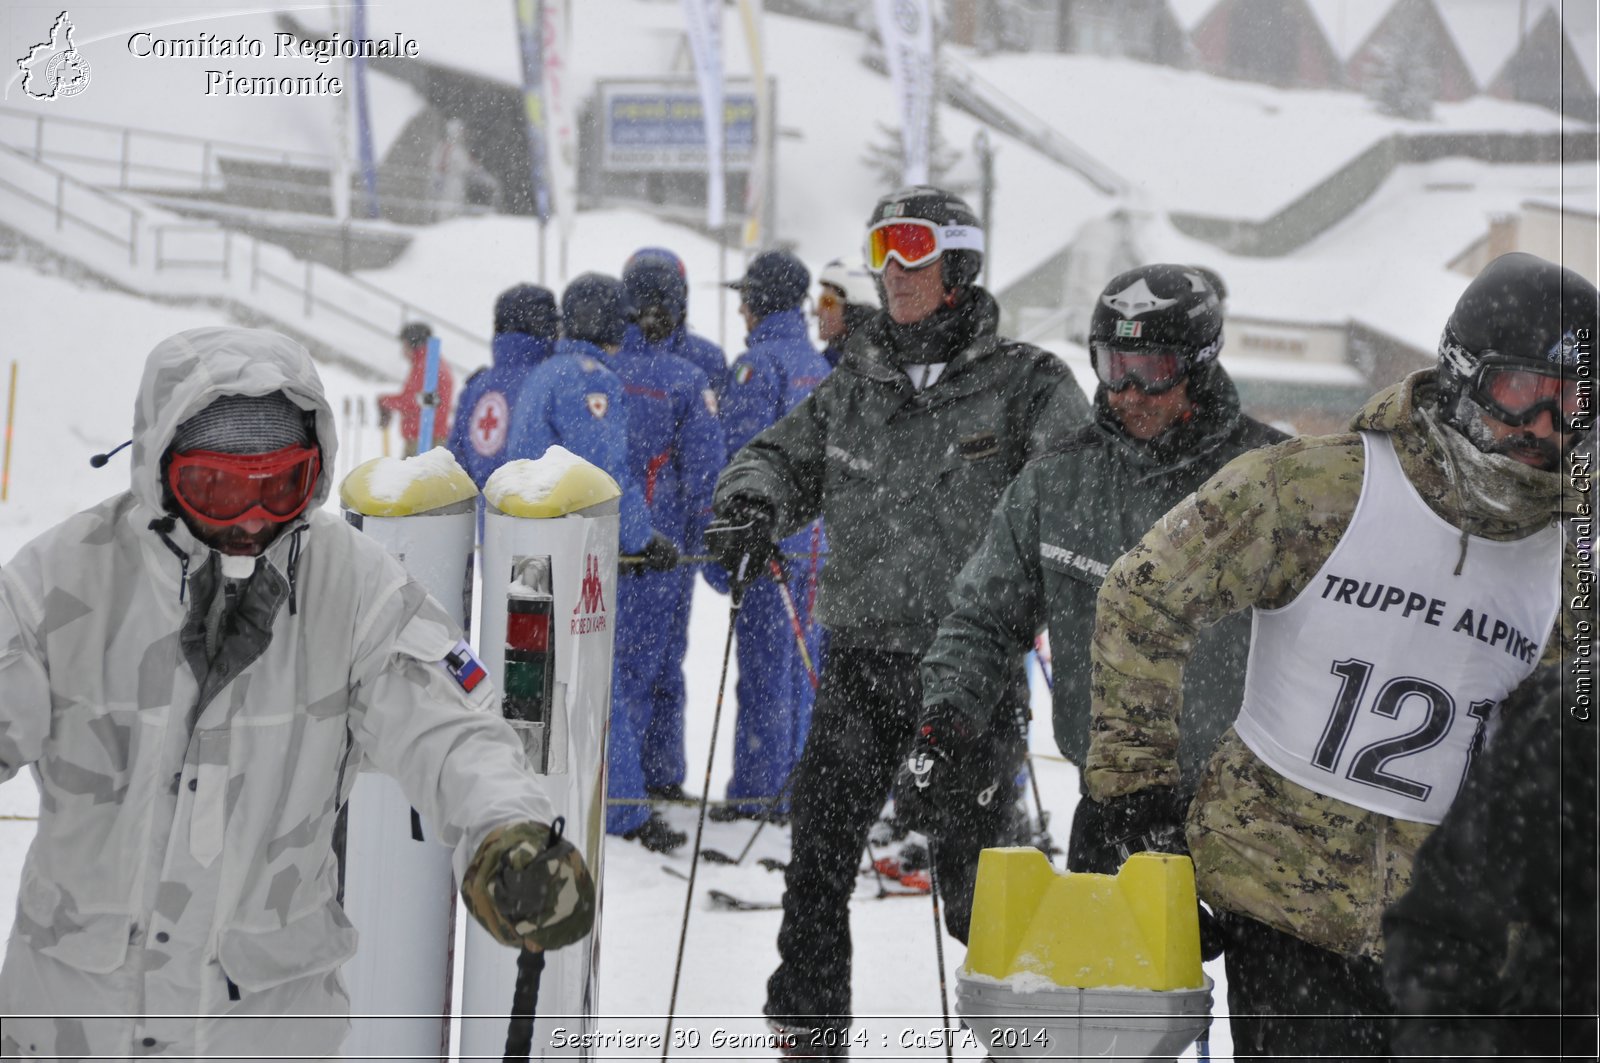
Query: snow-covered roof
1436 0 1559 89
1305 0 1398 62
1167 0 1222 32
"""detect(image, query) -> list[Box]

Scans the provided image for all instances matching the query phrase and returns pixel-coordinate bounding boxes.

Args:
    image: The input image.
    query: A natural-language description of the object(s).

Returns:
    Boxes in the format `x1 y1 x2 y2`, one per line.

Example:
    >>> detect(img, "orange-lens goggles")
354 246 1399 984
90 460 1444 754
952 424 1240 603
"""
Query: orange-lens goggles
865 219 984 273
168 446 321 526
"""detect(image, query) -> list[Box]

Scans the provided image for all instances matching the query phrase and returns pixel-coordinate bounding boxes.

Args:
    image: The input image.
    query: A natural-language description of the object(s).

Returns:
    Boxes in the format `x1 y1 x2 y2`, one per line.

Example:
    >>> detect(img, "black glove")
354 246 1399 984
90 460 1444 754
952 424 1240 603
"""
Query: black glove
636 532 681 573
1066 786 1188 875
893 710 1005 839
704 496 777 600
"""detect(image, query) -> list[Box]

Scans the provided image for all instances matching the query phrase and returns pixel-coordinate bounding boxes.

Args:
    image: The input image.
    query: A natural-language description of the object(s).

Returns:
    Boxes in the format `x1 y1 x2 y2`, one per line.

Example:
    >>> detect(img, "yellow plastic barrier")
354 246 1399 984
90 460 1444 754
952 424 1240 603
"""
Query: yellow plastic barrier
964 847 1204 992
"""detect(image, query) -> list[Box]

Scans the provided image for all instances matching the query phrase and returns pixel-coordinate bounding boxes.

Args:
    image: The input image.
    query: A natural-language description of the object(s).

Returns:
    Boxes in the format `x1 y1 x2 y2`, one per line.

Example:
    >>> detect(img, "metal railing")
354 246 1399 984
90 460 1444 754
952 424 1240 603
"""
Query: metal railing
0 143 489 364
0 106 451 219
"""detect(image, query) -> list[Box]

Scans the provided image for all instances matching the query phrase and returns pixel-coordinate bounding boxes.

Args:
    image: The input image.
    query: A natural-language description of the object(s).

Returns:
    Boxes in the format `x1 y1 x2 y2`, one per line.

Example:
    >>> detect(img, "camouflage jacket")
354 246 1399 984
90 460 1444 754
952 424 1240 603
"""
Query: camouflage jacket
715 288 1089 653
1084 370 1583 958
921 365 1285 789
0 328 552 1059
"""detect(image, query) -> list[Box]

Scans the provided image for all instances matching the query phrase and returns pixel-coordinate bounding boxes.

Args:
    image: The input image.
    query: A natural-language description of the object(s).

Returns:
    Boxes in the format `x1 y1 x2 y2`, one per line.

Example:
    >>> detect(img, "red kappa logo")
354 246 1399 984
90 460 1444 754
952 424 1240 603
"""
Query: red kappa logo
571 554 607 635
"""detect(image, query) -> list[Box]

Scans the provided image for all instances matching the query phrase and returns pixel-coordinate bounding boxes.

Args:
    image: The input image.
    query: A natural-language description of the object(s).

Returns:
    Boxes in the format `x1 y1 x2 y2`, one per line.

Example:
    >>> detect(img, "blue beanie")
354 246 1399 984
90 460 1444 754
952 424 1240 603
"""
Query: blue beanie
562 273 634 348
623 248 688 322
494 283 559 340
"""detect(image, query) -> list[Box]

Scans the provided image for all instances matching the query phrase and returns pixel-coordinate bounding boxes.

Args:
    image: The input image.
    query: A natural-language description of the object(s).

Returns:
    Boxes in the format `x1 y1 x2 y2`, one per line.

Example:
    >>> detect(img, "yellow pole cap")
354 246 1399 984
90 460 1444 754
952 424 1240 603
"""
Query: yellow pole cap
339 446 479 517
484 446 620 519
964 847 1204 992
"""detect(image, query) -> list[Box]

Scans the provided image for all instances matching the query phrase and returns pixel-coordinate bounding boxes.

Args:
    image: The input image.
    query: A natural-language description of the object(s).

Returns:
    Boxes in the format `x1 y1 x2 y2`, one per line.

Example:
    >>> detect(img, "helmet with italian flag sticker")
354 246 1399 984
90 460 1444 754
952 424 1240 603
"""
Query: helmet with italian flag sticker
1087 263 1224 394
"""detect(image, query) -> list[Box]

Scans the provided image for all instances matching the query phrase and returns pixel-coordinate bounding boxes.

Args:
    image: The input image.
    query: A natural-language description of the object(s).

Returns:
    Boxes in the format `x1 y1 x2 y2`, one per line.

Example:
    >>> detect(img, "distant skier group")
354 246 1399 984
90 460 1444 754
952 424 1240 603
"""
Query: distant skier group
0 180 1591 1061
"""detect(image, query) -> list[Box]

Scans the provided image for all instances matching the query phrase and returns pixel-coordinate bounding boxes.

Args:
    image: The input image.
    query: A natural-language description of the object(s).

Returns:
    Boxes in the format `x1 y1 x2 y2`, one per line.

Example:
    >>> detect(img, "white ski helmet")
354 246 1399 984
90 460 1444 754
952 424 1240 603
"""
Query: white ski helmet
818 256 881 309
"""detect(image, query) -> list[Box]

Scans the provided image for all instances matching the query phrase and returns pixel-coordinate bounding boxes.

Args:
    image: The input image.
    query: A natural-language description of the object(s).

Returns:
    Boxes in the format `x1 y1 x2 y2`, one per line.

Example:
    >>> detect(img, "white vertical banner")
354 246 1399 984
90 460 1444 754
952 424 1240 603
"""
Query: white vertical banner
681 0 725 229
874 0 936 185
542 0 578 258
736 0 768 248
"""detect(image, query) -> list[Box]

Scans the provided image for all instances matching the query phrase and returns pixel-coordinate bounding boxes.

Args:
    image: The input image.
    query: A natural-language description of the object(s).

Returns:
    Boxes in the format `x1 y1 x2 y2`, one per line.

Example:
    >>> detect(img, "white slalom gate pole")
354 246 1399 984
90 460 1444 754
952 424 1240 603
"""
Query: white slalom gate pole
461 446 618 1060
339 448 480 1061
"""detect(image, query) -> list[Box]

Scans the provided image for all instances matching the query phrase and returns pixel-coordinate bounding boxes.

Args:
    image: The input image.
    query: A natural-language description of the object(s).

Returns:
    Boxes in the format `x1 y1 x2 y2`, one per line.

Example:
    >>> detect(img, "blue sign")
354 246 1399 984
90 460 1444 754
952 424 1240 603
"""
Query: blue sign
599 80 759 173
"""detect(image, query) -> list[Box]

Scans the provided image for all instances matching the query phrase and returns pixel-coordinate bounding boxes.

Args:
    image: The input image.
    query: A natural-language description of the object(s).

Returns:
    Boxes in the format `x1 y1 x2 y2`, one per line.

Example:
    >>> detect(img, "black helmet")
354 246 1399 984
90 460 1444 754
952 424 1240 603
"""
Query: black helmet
1087 264 1224 393
1437 252 1596 443
865 185 984 290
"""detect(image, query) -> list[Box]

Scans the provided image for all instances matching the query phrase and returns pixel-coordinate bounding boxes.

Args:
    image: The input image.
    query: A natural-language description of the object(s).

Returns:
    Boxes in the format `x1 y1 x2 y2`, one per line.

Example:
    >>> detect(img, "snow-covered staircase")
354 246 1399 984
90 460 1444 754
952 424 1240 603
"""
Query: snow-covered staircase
0 132 486 381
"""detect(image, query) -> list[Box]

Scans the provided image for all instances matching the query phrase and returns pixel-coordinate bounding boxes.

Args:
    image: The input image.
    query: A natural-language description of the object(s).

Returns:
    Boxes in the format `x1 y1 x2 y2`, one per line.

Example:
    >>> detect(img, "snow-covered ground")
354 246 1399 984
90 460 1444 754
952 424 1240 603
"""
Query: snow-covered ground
0 255 1227 1058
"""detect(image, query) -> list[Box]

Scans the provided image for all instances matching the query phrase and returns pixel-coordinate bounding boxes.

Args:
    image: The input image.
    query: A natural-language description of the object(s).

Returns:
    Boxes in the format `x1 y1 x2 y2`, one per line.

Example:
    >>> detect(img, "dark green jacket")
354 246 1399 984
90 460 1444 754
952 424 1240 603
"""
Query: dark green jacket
714 289 1089 654
920 365 1285 789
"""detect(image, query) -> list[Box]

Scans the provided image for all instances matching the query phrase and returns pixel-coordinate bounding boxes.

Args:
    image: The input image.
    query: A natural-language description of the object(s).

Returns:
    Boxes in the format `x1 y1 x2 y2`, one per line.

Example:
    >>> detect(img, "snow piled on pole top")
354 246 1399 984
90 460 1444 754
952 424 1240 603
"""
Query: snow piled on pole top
484 445 621 517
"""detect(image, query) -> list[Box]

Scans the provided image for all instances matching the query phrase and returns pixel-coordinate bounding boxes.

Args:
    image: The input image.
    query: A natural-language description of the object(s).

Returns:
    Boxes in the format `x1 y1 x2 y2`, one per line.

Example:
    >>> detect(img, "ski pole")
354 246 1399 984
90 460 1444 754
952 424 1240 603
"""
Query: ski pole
768 558 818 690
500 814 569 1062
661 596 741 1061
925 839 954 1063
726 770 796 866
502 950 546 1062
1 360 16 502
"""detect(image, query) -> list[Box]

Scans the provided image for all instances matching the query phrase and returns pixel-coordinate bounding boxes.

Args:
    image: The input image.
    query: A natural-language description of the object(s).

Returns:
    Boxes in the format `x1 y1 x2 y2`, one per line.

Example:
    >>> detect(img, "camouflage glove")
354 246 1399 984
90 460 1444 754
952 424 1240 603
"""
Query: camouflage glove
462 818 596 952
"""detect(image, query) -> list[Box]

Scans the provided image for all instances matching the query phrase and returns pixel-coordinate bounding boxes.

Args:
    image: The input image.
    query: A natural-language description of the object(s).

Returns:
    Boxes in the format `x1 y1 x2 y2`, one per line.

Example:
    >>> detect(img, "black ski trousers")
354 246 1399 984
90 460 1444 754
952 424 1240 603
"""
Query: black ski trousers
764 644 1021 1038
1223 913 1393 1062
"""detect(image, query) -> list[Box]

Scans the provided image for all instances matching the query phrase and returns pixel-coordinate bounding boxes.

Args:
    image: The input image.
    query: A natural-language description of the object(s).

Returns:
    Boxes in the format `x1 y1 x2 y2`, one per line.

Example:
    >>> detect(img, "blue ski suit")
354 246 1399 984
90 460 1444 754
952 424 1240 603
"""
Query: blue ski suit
447 331 550 490
604 327 727 834
503 338 654 554
656 326 729 398
714 308 831 812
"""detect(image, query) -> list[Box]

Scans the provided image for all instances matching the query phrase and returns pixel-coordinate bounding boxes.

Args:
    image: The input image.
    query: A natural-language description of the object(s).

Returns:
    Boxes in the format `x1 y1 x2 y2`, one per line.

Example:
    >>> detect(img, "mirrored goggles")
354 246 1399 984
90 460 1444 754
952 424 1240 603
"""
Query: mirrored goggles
168 445 321 526
1471 358 1588 429
1093 346 1190 395
865 219 984 273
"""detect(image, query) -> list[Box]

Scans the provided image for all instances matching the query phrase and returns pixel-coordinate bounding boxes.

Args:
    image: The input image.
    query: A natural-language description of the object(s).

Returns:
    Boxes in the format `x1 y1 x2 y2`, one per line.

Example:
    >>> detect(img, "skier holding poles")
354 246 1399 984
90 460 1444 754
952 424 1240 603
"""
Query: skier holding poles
0 326 594 1059
706 187 1089 1056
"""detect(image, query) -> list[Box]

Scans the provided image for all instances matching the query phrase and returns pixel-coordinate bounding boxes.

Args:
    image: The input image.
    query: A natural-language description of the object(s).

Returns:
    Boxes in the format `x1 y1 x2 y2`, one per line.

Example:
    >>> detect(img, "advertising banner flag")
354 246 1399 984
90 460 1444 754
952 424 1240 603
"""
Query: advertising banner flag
542 0 577 244
513 0 550 221
873 0 936 185
737 0 768 248
681 0 725 229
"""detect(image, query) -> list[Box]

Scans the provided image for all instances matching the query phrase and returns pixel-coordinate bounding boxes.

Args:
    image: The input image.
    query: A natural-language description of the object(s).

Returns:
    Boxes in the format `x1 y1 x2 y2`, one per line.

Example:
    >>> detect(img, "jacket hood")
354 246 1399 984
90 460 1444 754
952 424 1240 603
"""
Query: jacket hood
130 327 338 519
492 331 554 371
1352 369 1563 539
748 307 810 345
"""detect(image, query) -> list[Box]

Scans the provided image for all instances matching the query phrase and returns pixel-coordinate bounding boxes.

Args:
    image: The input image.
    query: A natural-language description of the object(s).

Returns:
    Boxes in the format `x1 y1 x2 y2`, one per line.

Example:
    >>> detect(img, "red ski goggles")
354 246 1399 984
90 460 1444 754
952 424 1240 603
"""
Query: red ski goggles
865 219 984 273
1092 346 1191 395
167 445 321 526
1470 359 1587 429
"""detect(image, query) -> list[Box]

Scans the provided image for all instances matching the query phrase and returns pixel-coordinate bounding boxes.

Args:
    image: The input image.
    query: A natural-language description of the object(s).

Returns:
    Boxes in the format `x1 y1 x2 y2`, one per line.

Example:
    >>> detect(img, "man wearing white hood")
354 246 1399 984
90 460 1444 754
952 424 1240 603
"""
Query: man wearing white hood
0 327 593 1059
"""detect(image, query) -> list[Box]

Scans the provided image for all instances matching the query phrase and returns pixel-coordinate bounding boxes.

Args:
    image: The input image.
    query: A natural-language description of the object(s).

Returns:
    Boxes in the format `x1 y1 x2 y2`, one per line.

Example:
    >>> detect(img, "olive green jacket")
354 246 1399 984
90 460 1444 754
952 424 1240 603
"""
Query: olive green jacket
1085 369 1583 958
921 366 1285 790
714 290 1089 654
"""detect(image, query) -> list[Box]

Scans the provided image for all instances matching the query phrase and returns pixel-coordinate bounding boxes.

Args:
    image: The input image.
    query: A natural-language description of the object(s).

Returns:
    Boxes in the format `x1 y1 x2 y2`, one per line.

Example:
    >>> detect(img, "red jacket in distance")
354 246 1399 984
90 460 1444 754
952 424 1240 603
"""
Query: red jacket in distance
379 344 455 447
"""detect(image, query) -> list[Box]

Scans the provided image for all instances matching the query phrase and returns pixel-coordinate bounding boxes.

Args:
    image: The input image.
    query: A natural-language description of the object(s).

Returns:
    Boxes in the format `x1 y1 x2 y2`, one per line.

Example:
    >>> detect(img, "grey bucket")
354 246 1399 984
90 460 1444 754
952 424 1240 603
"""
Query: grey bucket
956 968 1213 1061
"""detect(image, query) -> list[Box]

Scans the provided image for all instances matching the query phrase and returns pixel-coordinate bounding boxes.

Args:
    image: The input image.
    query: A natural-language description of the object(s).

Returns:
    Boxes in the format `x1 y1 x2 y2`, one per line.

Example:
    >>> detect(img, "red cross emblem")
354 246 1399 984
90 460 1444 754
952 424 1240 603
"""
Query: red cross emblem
470 391 510 457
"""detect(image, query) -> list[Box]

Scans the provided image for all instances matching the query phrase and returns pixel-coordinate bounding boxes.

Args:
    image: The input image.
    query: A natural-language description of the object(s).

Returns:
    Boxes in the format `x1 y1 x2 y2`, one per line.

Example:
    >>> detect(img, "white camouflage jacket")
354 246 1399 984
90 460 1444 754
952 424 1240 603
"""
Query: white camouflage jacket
0 327 551 1059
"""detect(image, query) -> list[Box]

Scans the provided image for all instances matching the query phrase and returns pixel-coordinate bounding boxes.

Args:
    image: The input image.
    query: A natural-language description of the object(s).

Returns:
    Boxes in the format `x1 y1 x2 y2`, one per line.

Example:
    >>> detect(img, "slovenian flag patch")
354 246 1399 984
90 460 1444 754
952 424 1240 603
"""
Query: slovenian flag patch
443 639 488 693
